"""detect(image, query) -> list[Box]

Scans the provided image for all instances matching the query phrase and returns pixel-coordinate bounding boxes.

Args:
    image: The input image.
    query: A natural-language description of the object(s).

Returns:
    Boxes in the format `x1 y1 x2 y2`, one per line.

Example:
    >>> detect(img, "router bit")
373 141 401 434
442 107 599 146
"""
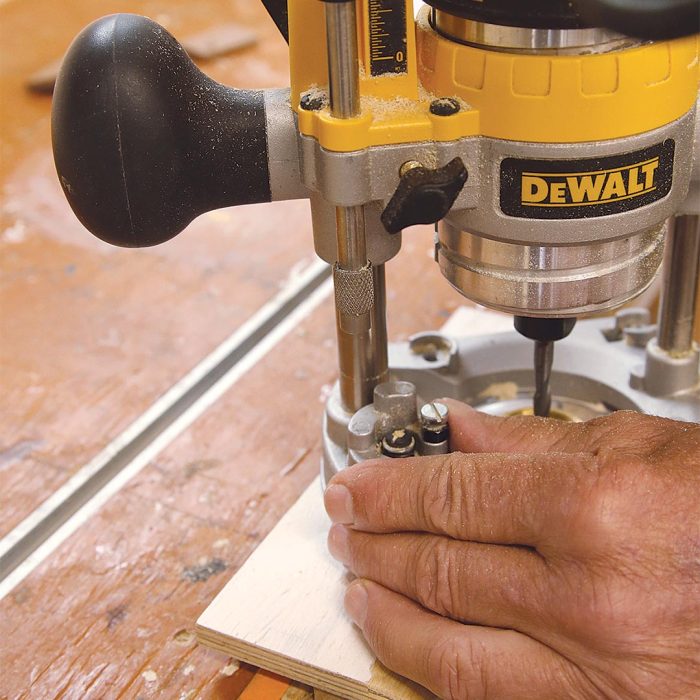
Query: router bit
515 317 577 418
533 340 554 417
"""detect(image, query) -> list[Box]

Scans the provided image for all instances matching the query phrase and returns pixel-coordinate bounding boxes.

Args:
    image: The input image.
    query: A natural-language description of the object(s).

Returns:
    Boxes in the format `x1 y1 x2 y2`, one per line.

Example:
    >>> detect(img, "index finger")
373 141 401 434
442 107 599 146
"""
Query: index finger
325 450 597 548
445 400 686 457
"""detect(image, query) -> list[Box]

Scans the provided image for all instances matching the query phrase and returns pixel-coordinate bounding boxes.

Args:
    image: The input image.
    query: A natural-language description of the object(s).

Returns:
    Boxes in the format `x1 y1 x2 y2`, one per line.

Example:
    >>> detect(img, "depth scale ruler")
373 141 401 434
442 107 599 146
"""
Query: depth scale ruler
368 0 408 75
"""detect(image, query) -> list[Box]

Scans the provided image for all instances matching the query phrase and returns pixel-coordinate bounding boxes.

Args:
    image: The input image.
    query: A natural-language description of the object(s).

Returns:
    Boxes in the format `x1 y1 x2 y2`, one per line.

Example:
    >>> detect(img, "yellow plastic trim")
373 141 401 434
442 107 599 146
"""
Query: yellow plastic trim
289 1 699 151
295 98 480 151
416 13 699 143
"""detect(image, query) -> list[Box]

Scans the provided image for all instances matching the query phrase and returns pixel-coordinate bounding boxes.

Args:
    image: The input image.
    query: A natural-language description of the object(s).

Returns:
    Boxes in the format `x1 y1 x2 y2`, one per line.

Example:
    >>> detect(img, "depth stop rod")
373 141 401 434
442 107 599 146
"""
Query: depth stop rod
325 0 388 412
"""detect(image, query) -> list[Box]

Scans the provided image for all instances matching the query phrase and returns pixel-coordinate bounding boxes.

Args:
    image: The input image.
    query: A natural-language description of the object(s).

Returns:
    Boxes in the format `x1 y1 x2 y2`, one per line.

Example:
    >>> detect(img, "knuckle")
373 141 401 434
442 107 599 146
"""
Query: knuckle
500 415 552 451
348 532 375 572
564 570 643 650
568 452 647 556
597 409 647 435
366 479 398 529
558 448 692 649
413 538 462 617
581 410 633 445
420 454 468 534
603 409 637 427
584 410 679 458
427 636 485 700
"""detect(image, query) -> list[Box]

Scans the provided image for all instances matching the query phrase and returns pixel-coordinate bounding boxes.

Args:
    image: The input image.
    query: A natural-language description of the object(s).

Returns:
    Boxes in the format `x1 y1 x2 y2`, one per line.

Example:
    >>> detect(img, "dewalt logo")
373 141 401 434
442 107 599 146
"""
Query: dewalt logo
500 141 674 219
521 158 659 207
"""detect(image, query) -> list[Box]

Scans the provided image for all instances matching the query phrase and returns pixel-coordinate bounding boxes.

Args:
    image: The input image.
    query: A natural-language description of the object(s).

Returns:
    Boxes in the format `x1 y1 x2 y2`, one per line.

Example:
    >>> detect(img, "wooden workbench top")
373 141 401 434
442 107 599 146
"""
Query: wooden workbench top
0 0 311 539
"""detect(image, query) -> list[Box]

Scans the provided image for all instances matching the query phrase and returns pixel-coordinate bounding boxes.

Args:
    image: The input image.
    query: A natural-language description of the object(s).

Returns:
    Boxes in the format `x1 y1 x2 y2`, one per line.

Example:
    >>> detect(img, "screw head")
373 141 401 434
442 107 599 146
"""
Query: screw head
300 90 327 111
420 402 449 446
399 160 422 178
420 401 448 426
429 97 460 116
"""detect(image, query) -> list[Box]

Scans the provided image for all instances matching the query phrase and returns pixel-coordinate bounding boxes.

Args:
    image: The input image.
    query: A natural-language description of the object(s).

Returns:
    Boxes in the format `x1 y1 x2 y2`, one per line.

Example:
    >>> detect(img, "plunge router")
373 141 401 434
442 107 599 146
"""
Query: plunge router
51 0 700 483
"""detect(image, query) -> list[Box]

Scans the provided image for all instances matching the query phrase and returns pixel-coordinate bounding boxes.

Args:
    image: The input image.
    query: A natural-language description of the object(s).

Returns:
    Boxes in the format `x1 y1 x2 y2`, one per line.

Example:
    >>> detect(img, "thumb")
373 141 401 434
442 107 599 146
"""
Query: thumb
443 398 591 454
444 400 684 458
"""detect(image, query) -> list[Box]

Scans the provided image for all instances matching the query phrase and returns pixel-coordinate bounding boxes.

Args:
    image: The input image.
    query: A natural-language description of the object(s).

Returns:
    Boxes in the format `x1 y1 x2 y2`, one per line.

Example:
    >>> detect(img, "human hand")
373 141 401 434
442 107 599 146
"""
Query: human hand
324 402 700 699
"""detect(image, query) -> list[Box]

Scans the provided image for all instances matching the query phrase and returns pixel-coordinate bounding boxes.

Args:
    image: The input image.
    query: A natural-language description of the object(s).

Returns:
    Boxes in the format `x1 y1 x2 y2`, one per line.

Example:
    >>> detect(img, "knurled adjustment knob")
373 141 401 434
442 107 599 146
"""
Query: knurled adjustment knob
380 157 468 234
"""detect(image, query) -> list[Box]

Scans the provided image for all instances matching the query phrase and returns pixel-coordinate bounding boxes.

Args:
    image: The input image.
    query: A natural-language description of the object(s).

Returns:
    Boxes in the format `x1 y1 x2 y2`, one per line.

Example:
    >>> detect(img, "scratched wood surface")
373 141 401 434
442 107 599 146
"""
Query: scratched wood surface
0 226 461 698
0 0 314 537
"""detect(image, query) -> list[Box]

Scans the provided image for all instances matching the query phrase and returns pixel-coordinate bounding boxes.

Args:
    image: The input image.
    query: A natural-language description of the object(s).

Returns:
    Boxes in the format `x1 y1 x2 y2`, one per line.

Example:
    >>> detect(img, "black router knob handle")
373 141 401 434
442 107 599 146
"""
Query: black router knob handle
51 14 271 248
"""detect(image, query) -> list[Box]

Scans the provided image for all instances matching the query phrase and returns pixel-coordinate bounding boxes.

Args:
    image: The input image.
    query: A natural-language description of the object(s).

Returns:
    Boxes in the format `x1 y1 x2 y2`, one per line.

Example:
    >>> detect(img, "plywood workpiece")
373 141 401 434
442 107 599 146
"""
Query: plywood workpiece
197 477 436 700
194 309 512 698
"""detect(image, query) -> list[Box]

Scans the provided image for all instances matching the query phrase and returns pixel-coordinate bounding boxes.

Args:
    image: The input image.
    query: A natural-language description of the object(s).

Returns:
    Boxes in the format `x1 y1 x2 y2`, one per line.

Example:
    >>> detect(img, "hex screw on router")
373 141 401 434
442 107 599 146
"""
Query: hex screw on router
381 429 416 458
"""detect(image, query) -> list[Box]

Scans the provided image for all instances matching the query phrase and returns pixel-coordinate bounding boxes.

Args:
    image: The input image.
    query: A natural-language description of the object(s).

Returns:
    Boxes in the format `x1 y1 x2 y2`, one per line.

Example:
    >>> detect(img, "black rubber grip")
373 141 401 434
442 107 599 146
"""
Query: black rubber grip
426 0 700 36
52 14 271 248
425 0 588 29
573 0 700 39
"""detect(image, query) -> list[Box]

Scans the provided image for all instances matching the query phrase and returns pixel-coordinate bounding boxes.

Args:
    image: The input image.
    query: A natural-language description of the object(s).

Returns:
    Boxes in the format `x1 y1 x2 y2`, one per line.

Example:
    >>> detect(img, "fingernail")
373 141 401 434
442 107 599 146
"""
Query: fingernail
324 484 354 524
440 397 474 412
344 581 368 627
327 524 351 565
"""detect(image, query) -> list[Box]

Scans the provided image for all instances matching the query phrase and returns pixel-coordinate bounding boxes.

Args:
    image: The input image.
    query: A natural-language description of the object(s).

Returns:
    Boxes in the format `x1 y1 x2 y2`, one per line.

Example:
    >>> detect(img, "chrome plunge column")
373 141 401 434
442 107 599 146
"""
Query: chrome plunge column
658 215 700 354
644 215 700 396
325 0 387 411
